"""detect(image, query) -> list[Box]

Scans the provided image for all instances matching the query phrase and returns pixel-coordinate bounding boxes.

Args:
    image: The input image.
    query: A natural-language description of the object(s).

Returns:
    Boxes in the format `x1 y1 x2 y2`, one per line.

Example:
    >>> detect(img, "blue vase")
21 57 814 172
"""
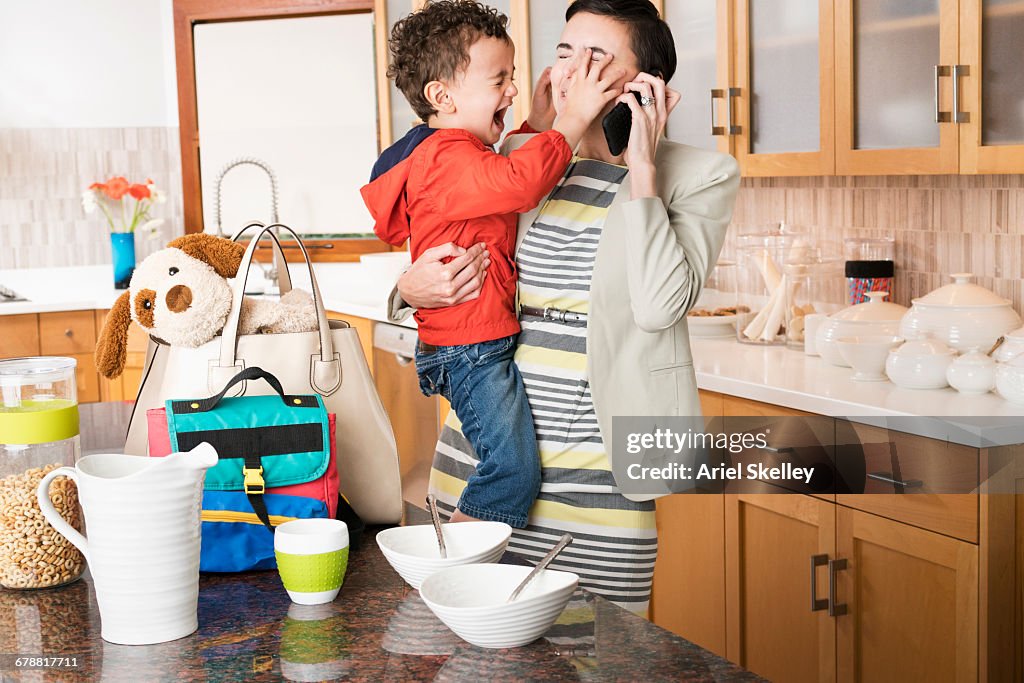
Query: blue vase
110 232 136 290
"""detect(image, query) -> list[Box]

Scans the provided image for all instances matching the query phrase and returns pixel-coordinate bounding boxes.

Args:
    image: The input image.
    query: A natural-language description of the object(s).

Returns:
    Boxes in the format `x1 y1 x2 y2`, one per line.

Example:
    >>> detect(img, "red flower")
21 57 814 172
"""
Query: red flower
89 182 106 192
103 176 130 200
128 183 151 200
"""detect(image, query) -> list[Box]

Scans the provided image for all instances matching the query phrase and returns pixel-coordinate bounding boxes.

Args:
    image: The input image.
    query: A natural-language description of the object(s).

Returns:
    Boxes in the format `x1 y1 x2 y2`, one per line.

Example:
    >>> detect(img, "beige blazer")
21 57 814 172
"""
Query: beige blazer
391 135 741 502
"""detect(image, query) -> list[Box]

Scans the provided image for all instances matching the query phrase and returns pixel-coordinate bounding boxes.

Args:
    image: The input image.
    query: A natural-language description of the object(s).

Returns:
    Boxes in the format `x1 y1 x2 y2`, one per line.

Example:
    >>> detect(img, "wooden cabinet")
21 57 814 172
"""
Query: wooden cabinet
656 0 1024 175
651 389 1010 681
836 420 979 543
733 0 836 175
0 314 40 358
726 494 836 682
835 507 977 683
834 0 960 174
95 309 149 403
38 311 96 356
958 0 1024 173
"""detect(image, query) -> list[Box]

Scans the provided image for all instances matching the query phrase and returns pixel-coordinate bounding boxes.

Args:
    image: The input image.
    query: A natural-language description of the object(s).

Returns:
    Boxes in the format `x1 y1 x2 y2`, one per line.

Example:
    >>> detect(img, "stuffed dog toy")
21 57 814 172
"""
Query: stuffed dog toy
96 233 317 379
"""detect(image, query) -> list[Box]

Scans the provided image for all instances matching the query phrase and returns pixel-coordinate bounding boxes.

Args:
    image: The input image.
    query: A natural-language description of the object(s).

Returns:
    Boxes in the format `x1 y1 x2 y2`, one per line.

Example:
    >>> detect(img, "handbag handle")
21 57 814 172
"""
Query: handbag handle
184 367 299 412
230 222 292 295
215 222 341 397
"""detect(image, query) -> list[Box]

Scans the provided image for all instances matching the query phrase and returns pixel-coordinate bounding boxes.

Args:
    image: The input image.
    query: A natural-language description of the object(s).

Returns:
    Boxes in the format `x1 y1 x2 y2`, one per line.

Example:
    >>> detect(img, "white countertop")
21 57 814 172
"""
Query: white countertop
691 336 1024 446
3 265 1022 440
0 263 413 328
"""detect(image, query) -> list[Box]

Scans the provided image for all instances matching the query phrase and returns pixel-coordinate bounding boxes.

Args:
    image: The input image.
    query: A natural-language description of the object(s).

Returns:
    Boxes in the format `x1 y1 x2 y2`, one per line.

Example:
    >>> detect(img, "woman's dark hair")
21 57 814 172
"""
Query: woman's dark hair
388 0 510 121
565 0 676 82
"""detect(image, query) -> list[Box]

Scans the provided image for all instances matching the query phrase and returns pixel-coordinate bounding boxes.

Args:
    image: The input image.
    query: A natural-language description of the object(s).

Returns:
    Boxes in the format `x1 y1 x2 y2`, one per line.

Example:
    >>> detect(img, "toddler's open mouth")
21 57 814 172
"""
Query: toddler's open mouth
492 106 508 130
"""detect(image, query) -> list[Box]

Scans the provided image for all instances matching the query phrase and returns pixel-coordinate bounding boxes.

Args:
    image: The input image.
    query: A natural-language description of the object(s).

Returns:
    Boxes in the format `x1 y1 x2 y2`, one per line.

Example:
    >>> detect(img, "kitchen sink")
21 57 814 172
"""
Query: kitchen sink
0 284 28 302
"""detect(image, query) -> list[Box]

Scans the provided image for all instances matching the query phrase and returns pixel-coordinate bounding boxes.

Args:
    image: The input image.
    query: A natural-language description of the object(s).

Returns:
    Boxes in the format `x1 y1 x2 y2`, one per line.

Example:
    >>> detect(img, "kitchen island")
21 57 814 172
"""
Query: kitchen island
0 403 763 682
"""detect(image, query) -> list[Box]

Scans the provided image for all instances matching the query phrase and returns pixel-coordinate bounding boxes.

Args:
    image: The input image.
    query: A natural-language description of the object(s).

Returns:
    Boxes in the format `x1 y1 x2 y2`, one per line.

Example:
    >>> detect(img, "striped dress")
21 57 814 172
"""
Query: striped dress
428 157 658 616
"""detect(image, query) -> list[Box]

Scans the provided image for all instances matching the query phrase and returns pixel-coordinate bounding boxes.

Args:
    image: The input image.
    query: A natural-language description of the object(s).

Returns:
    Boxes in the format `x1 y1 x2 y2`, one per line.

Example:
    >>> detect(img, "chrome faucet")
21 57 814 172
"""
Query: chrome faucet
213 157 279 237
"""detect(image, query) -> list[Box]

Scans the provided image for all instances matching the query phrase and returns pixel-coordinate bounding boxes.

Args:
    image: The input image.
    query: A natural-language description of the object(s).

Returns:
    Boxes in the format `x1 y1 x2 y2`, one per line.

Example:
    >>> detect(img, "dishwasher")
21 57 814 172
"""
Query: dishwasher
372 322 441 504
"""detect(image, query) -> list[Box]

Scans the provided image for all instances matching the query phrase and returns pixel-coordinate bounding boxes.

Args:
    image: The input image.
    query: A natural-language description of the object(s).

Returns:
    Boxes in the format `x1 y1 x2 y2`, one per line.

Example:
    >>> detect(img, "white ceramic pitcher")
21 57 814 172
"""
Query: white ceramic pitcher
37 443 218 645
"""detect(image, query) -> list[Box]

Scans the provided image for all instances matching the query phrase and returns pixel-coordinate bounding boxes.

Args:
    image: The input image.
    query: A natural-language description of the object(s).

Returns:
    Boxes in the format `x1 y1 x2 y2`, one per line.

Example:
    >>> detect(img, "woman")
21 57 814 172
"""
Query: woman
392 0 740 615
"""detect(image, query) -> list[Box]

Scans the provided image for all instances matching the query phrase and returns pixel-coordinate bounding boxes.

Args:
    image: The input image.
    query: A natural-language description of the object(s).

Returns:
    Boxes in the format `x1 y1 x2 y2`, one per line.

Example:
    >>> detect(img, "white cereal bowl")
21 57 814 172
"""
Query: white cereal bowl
836 336 904 381
885 337 956 390
419 563 579 649
816 293 907 367
376 522 512 589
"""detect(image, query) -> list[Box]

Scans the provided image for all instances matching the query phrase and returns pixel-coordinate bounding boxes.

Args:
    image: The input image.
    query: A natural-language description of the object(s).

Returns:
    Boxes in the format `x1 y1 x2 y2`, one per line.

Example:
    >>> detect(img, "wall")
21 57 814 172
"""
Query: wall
727 175 1024 311
0 0 183 270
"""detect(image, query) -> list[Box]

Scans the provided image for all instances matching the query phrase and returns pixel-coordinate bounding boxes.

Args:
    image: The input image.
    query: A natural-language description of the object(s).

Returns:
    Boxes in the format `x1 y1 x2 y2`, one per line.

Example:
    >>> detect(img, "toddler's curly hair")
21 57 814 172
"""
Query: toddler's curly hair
388 0 510 122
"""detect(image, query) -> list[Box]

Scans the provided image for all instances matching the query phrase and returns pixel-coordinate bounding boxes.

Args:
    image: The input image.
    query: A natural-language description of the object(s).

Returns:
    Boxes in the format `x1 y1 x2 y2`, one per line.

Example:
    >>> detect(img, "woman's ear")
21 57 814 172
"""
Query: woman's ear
167 234 245 279
95 291 132 379
424 81 455 115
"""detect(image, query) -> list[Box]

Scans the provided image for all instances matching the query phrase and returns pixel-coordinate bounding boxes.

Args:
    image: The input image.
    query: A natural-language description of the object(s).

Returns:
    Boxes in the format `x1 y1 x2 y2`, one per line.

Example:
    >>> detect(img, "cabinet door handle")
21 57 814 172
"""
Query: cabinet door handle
867 471 923 489
64 329 74 337
710 87 741 136
934 65 952 123
810 554 828 612
952 64 970 123
828 558 848 617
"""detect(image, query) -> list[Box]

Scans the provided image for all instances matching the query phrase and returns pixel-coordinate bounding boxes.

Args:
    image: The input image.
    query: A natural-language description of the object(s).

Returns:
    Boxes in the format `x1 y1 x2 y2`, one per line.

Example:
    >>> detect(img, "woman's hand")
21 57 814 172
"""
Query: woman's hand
619 74 681 198
397 242 490 309
526 67 556 132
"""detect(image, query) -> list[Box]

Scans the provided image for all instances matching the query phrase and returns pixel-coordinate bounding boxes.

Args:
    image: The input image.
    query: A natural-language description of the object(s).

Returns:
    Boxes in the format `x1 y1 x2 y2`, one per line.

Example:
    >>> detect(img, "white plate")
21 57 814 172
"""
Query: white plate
687 313 738 337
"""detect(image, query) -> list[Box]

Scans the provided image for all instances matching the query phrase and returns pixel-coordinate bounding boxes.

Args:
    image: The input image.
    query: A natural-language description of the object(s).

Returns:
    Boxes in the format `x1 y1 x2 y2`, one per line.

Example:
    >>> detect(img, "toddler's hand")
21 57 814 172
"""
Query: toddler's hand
553 49 624 147
526 67 556 132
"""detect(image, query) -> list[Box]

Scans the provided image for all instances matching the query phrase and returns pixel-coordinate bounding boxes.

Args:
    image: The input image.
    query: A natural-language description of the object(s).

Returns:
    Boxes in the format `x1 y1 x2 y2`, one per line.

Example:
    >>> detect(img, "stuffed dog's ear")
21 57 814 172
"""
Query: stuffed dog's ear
167 234 246 279
96 292 132 379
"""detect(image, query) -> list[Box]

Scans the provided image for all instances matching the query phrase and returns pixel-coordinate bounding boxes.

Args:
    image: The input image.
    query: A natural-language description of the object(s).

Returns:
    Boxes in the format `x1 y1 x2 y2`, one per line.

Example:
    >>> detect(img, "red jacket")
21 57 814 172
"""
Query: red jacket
360 127 572 345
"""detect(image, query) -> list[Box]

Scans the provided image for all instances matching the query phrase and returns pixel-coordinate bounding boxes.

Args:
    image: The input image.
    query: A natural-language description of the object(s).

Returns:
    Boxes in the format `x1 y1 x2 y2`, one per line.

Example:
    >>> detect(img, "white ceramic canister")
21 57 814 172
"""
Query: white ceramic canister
885 336 956 390
899 273 1022 352
37 444 217 645
946 348 997 394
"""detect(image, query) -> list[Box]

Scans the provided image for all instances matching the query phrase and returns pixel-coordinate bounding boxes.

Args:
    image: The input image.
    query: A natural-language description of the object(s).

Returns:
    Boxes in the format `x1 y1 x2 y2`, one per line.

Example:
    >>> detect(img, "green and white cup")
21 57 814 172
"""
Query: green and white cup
274 519 349 605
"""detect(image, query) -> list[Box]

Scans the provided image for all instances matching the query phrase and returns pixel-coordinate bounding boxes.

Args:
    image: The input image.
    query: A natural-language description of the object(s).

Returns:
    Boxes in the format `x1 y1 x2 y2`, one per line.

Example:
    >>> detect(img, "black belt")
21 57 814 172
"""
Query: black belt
519 305 588 325
416 340 438 356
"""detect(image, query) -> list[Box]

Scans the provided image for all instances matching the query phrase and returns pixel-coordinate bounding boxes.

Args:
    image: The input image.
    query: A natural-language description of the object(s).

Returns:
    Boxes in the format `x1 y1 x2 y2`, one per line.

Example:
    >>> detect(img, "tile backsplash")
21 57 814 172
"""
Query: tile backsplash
1 128 1021 315
727 175 1024 311
0 127 185 270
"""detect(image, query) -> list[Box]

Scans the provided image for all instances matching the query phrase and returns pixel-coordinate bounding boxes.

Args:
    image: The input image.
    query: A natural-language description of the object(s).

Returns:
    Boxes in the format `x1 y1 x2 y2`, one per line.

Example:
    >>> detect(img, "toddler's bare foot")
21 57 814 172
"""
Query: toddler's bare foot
449 509 480 523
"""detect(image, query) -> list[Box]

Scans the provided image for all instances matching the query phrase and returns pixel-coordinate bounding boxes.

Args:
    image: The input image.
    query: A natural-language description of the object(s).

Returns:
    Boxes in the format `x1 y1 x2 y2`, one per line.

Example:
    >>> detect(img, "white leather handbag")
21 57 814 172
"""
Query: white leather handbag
125 223 403 524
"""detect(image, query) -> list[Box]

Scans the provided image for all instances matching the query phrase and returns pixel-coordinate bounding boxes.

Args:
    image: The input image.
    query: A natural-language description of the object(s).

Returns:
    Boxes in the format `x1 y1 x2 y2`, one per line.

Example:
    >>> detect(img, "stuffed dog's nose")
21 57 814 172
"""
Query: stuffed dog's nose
166 284 193 313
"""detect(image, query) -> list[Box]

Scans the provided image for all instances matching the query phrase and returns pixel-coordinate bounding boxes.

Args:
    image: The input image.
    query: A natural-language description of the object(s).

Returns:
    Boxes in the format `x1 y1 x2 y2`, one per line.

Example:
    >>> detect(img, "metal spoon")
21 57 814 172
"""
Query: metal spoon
507 533 573 603
425 494 447 559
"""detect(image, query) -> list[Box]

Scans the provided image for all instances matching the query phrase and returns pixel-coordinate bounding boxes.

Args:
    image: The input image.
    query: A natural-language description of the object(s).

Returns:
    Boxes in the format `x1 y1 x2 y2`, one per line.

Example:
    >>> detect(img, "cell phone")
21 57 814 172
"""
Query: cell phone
602 91 644 156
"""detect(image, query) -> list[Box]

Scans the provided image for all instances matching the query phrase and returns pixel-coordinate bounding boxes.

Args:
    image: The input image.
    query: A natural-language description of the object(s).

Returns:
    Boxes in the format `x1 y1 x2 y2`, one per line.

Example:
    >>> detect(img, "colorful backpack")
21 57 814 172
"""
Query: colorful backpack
148 367 360 571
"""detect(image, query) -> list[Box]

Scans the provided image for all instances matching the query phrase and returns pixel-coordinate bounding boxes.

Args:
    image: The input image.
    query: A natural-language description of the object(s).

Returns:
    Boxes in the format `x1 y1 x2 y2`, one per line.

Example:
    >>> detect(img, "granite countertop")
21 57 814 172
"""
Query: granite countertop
0 512 762 682
0 403 763 682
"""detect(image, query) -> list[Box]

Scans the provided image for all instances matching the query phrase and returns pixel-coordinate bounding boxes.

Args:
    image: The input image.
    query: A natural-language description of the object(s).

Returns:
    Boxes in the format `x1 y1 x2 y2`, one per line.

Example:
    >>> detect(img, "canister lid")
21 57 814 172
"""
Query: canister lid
845 260 894 279
0 357 77 386
912 273 1011 308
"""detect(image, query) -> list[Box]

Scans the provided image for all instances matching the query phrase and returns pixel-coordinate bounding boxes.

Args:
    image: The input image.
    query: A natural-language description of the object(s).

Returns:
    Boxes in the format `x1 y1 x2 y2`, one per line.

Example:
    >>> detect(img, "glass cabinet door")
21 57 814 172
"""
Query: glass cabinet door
664 0 733 154
734 0 835 175
835 0 959 173
959 0 1024 173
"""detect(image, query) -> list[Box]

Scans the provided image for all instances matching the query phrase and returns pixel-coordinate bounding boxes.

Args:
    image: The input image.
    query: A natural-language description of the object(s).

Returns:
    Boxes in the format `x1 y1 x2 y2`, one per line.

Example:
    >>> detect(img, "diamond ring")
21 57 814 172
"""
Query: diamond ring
639 95 655 108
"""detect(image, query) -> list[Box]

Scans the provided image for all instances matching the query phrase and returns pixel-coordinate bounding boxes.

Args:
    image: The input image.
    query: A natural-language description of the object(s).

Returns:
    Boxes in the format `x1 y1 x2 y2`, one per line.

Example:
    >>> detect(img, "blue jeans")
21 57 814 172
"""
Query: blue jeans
415 334 540 528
